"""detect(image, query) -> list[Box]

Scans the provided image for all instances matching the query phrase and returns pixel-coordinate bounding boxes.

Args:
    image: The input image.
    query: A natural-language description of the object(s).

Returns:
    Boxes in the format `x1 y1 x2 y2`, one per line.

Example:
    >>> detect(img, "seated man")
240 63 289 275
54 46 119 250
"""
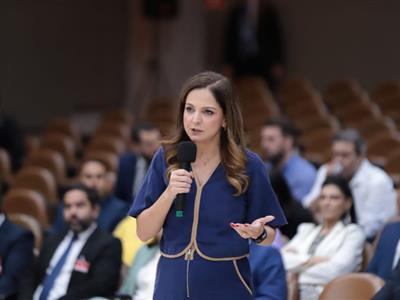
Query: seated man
372 260 400 300
19 184 122 300
115 123 161 203
261 117 316 201
0 209 34 299
303 129 397 240
53 159 128 233
367 219 400 281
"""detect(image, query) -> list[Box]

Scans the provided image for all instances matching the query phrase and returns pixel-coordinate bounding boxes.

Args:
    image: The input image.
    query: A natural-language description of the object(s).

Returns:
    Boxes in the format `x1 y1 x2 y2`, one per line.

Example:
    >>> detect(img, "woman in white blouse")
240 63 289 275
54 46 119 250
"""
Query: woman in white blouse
281 175 365 300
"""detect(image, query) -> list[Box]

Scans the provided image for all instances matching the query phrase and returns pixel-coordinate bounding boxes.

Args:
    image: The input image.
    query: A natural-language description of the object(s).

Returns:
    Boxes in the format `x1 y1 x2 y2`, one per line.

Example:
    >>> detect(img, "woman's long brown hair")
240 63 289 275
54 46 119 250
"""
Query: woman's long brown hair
163 71 249 196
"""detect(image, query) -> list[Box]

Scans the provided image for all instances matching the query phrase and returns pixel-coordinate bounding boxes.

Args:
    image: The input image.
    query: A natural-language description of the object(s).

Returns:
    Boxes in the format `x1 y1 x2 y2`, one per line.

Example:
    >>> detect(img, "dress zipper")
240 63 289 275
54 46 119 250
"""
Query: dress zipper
185 247 195 298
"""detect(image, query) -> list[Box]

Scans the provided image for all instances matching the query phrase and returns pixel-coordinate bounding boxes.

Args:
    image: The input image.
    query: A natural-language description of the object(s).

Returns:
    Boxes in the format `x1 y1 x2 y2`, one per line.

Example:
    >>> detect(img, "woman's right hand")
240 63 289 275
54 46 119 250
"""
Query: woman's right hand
166 169 193 199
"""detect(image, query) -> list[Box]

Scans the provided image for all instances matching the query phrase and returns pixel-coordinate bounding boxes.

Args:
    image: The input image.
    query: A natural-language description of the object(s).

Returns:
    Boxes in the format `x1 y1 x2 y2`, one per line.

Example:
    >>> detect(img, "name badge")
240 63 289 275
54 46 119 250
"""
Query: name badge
74 256 90 273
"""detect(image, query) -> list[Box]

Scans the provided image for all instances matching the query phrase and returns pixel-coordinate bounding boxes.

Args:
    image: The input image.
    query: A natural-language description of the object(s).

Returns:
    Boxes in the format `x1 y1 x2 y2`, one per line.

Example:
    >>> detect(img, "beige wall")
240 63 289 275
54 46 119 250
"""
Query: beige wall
2 0 400 129
0 0 127 130
273 0 400 91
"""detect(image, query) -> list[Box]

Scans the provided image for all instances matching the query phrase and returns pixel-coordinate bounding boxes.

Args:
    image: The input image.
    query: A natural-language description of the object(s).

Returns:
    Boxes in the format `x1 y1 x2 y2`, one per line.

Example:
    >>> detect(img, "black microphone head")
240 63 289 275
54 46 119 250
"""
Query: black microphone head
177 141 197 163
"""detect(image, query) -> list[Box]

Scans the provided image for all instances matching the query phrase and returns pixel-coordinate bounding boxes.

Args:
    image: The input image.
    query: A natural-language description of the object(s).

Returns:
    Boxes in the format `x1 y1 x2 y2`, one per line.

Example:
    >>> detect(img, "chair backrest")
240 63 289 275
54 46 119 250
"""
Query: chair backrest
13 166 58 205
24 135 41 155
3 188 49 229
0 147 12 184
87 134 126 155
101 109 134 126
24 149 66 184
83 150 119 173
41 133 77 166
44 118 81 148
8 213 43 256
318 273 385 300
95 121 131 143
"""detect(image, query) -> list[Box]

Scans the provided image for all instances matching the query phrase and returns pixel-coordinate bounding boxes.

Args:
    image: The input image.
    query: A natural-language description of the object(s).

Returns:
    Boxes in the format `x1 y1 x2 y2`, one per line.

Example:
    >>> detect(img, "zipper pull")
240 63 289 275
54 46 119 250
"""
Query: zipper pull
185 247 195 261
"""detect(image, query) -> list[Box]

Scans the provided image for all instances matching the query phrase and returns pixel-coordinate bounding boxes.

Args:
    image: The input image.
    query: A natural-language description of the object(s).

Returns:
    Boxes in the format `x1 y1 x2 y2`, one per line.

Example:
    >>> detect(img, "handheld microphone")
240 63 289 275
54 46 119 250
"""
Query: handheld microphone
176 141 197 217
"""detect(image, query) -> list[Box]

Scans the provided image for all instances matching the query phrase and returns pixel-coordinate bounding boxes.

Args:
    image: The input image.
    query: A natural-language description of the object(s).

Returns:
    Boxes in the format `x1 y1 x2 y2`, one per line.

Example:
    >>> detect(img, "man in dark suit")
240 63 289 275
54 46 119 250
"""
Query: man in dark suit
19 184 122 300
114 123 161 203
0 209 34 300
224 0 285 90
367 220 400 281
53 159 128 233
372 260 400 300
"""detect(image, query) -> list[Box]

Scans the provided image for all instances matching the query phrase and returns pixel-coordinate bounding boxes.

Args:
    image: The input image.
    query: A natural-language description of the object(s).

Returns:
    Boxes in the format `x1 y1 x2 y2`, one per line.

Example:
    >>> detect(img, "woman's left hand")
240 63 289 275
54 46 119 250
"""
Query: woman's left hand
230 215 275 239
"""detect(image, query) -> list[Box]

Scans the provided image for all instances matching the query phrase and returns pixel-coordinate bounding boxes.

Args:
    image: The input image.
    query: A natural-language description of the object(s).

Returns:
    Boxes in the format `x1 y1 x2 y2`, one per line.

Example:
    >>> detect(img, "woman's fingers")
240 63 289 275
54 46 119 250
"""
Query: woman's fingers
230 223 262 239
253 215 275 226
168 169 194 197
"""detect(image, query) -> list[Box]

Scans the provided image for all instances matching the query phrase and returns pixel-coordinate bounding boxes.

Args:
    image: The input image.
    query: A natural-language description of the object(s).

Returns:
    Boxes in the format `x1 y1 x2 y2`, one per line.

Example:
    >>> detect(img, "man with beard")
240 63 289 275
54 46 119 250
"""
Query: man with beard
261 117 316 201
115 123 161 204
19 185 122 300
53 159 128 233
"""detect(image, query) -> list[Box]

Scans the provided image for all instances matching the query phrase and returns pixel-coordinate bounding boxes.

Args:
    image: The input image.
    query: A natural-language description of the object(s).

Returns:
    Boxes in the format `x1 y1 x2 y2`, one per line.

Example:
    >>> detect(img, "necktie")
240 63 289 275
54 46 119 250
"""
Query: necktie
39 233 78 300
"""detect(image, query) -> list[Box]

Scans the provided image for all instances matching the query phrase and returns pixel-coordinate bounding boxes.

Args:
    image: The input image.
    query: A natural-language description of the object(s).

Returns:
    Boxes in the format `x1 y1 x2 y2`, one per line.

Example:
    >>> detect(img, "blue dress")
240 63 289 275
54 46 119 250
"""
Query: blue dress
129 147 287 299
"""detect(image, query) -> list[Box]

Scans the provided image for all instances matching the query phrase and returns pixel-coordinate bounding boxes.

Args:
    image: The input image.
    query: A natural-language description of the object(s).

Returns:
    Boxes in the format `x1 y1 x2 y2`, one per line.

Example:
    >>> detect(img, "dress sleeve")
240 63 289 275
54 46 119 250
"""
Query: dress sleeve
246 152 287 227
128 148 167 217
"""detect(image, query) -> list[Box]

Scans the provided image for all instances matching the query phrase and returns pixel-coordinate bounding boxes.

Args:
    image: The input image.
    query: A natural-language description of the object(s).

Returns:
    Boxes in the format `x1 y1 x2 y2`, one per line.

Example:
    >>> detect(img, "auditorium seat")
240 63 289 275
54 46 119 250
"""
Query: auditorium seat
83 150 119 173
12 166 58 205
8 213 43 256
346 117 397 141
366 132 400 165
324 78 362 106
101 108 134 126
278 77 314 97
371 80 400 104
0 148 13 185
24 149 66 184
3 188 49 229
95 121 131 144
25 134 40 155
87 135 126 156
318 273 384 300
41 133 77 168
44 118 81 150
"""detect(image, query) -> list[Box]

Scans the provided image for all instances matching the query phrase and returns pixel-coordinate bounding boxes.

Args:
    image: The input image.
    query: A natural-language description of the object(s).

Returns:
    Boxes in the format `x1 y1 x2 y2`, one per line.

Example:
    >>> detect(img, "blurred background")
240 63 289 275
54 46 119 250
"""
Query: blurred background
1 0 400 128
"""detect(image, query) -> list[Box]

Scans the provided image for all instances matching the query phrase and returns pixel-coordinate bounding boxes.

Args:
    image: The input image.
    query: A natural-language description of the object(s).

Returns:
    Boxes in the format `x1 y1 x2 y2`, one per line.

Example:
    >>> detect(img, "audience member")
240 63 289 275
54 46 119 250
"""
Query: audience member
53 159 128 233
113 217 143 267
0 208 34 299
0 112 25 172
224 0 285 90
250 242 287 300
115 236 160 300
281 176 365 300
261 117 316 201
372 260 400 300
269 170 314 239
303 129 397 240
19 185 122 300
114 123 161 203
367 219 400 281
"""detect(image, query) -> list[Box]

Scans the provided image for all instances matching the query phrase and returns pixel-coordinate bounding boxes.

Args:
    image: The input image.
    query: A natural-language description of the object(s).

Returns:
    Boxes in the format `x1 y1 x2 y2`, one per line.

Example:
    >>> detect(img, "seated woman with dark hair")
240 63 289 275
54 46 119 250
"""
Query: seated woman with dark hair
269 170 315 239
281 175 365 300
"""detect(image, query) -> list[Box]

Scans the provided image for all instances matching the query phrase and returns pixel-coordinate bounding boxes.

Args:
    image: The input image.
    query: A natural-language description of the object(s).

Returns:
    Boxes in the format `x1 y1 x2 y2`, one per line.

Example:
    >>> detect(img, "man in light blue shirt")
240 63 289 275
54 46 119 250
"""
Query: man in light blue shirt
261 117 316 202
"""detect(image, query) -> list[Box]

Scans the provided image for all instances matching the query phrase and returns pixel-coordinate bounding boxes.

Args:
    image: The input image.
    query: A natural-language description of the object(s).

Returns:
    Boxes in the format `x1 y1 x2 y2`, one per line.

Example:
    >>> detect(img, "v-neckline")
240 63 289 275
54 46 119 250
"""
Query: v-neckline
192 161 221 189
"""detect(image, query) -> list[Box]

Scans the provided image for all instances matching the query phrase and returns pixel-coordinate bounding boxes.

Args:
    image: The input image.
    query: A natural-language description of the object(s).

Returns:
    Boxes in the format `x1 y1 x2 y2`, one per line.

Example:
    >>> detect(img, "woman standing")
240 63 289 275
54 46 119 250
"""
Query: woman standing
129 71 287 299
